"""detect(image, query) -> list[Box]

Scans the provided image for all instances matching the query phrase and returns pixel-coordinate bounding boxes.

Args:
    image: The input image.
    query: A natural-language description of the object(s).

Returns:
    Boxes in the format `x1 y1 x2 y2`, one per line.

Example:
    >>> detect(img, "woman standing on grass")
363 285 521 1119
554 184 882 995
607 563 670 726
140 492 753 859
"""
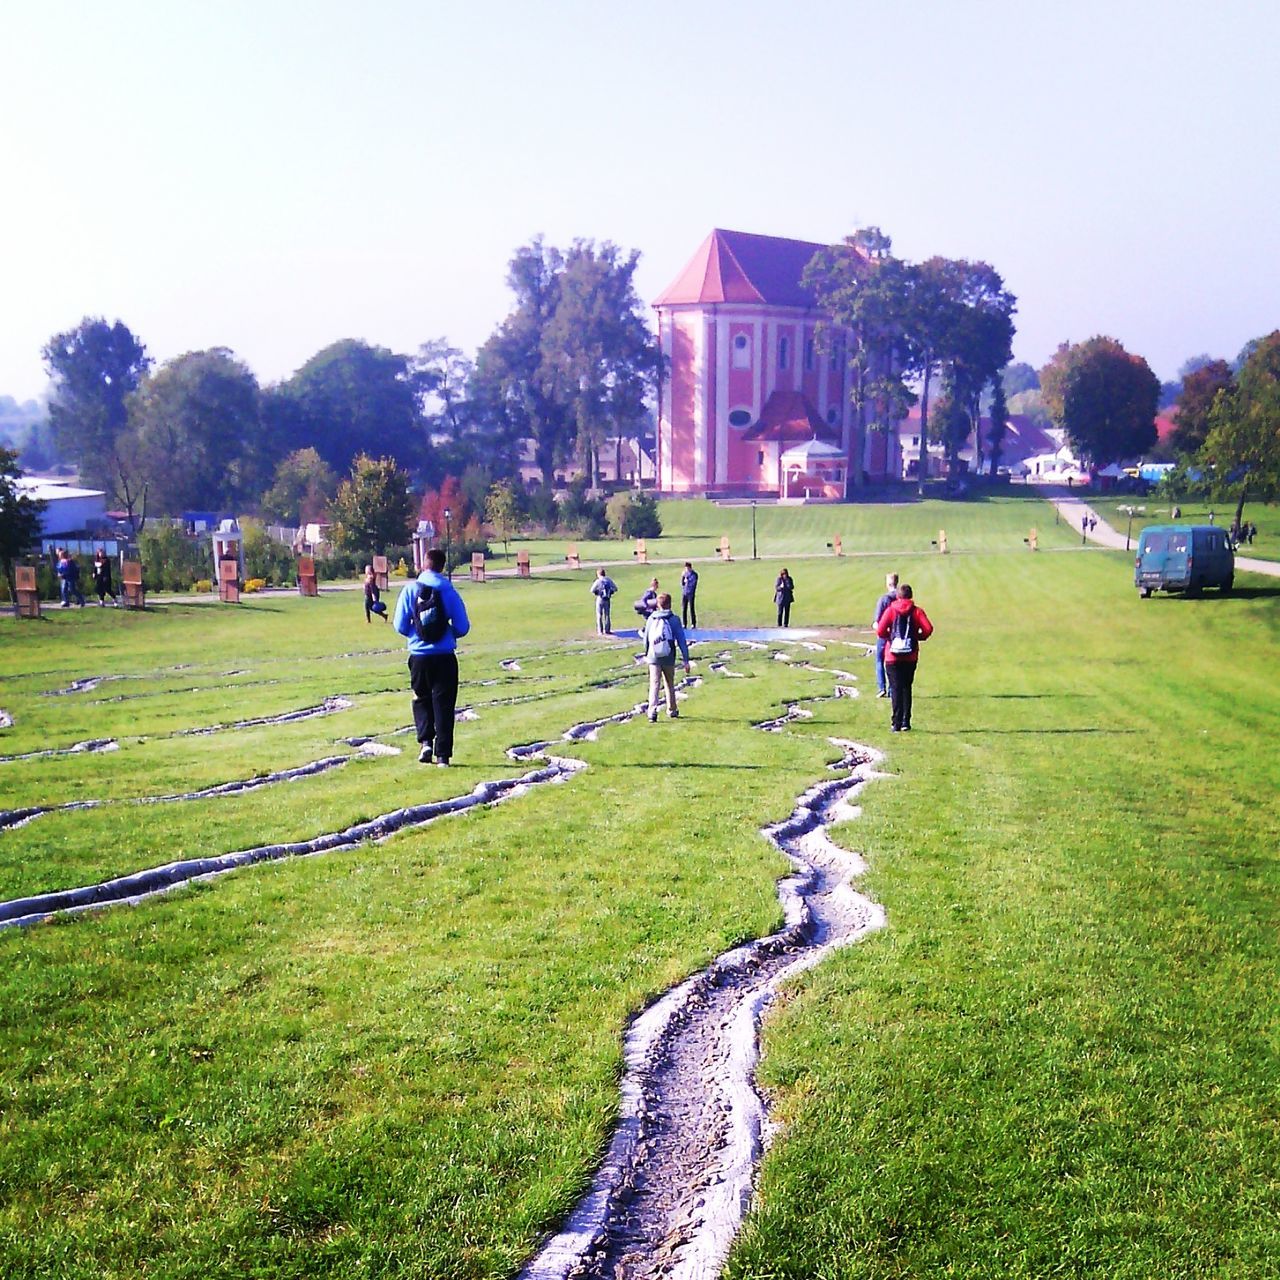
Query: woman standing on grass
875 583 934 732
774 568 795 627
91 549 118 606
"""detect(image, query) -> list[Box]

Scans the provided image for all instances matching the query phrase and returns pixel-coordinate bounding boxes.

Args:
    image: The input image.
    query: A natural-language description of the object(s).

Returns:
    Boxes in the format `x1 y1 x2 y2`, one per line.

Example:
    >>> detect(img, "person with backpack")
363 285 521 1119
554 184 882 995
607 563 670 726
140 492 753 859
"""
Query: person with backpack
393 547 471 766
872 571 899 699
680 562 699 628
642 592 690 722
874 583 934 732
57 549 86 608
591 567 618 635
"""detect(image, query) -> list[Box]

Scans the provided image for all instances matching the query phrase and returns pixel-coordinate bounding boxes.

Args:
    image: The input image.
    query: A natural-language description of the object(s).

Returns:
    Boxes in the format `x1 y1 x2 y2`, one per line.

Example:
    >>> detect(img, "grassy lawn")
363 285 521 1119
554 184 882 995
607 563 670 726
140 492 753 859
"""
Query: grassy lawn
1088 496 1280 561
0 499 1276 1278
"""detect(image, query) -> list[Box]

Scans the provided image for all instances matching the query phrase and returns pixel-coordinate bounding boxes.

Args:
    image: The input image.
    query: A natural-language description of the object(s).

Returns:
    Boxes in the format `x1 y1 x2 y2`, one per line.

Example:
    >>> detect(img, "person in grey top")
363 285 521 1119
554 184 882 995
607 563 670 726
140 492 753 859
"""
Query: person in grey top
590 567 618 635
642 593 691 721
873 571 899 697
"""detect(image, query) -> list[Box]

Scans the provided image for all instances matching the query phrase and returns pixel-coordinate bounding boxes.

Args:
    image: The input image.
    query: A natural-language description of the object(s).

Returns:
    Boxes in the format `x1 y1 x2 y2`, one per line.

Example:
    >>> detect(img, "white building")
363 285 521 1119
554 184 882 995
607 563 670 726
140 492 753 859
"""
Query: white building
15 477 107 538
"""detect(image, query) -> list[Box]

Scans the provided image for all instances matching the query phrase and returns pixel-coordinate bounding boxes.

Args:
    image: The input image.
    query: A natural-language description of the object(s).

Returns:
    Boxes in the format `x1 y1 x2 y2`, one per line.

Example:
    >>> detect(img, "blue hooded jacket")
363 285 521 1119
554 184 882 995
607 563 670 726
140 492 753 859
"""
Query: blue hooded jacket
393 570 471 656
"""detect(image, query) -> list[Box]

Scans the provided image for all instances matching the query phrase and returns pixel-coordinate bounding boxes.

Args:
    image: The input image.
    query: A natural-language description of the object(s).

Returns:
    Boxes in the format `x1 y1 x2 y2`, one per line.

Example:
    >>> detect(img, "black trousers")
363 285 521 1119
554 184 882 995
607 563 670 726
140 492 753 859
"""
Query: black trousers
408 652 460 761
886 661 917 730
682 593 696 628
777 602 791 627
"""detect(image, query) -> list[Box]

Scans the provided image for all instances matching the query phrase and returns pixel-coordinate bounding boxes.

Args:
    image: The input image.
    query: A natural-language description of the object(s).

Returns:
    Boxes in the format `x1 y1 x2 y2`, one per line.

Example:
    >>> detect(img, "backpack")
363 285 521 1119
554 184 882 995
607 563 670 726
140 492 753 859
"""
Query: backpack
888 608 915 656
650 616 674 660
413 583 450 644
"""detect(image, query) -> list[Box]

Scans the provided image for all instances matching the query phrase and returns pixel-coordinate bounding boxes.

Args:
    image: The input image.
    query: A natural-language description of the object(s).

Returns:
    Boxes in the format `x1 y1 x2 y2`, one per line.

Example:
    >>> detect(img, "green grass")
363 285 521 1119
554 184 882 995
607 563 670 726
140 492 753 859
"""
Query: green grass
0 497 1277 1278
1089 497 1280 561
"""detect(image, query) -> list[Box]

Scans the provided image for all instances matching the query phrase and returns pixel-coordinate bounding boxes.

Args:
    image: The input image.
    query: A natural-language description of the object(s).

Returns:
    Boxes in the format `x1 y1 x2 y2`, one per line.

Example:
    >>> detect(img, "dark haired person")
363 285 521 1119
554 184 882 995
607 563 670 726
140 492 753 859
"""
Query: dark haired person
680 561 699 628
874 583 935 732
872 571 899 698
363 564 388 622
774 568 795 627
393 547 470 766
91 549 119 607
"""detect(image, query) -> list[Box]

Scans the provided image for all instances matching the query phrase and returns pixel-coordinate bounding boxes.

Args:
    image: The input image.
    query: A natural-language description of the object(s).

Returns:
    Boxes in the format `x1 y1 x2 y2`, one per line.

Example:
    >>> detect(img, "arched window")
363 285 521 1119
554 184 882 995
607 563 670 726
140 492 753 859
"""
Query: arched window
732 332 751 370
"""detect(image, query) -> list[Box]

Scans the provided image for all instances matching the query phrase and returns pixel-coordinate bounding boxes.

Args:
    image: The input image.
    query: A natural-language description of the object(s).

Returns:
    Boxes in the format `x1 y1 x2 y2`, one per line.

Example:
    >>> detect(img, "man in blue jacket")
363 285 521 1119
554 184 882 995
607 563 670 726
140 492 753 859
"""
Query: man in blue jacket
394 548 471 766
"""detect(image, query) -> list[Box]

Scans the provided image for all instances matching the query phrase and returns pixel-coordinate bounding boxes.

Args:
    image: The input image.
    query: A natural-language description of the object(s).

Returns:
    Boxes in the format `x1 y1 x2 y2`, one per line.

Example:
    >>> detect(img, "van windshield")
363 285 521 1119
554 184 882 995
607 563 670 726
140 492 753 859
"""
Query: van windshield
1142 532 1188 555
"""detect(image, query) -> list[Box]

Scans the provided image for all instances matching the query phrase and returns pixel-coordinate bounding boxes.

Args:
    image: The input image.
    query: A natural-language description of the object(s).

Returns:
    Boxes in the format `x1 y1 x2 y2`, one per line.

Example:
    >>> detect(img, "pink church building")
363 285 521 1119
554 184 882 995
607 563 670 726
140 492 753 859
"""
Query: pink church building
653 229 901 498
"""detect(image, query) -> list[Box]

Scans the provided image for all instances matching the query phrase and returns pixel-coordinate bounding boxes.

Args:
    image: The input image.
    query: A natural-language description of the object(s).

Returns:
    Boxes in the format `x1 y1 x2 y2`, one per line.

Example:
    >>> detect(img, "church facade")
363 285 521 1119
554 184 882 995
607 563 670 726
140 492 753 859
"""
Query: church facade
653 229 900 498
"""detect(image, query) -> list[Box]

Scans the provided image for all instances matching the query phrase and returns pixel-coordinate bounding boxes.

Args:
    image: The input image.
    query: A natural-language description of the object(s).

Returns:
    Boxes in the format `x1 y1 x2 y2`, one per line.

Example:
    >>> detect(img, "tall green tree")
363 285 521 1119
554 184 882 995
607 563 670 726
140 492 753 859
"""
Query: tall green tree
42 318 151 490
1043 337 1160 468
485 480 519 559
0 447 46 613
1200 331 1280 524
328 454 415 554
987 376 1010 475
260 447 337 525
270 340 425 478
126 349 263 514
1171 359 1233 457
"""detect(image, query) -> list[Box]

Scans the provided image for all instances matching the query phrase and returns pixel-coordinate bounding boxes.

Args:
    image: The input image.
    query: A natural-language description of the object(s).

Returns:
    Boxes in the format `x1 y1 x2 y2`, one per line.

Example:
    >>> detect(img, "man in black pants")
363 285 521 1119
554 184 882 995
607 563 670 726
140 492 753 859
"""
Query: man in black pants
393 548 471 766
874 583 935 732
680 561 698 629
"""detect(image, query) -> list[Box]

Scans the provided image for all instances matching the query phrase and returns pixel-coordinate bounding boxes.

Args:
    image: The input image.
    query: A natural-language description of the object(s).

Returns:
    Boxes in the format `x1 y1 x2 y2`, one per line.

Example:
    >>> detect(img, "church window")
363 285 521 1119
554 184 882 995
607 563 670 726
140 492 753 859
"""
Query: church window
805 339 815 371
826 407 839 425
732 332 751 369
728 408 752 428
757 449 765 466
778 335 789 370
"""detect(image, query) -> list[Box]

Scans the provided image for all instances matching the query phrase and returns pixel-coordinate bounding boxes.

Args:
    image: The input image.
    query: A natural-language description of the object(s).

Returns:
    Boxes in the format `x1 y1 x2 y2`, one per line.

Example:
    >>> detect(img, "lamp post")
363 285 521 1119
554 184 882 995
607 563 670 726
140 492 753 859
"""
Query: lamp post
1120 504 1144 551
443 508 452 579
751 500 758 561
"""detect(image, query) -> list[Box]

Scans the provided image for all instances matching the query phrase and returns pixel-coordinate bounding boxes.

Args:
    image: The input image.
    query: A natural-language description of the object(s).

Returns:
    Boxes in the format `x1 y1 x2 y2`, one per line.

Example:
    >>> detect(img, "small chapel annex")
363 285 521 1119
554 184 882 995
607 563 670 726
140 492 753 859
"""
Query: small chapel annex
653 228 901 499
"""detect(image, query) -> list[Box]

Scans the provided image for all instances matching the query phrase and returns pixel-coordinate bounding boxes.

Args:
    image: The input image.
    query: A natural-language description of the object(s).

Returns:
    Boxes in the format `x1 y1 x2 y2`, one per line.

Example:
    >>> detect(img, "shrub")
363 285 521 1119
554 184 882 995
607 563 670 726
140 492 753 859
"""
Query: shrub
605 490 662 539
193 579 213 593
243 578 267 594
393 558 410 578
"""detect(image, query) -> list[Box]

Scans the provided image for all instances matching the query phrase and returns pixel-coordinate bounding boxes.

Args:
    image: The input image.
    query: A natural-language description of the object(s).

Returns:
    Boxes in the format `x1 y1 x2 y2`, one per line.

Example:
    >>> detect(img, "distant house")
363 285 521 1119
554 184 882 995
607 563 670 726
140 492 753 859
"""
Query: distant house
15 476 107 538
653 228 900 498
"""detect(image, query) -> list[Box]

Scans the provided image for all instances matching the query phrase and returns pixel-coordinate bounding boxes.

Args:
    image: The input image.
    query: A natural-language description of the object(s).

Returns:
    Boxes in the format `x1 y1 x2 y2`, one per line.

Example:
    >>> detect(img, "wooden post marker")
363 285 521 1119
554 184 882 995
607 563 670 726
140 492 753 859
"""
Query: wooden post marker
218 558 240 603
372 554 389 591
566 544 581 570
297 555 318 597
1028 527 1039 551
470 551 486 582
719 535 732 561
635 538 648 564
938 529 949 554
121 560 145 610
14 565 40 618
832 534 843 556
516 549 531 578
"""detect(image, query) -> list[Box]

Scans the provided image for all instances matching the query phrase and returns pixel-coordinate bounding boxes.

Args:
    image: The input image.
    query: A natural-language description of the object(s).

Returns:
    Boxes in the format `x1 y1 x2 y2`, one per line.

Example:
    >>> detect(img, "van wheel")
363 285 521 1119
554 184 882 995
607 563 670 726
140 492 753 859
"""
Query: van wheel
1222 575 1234 594
1186 580 1201 597
1138 586 1151 598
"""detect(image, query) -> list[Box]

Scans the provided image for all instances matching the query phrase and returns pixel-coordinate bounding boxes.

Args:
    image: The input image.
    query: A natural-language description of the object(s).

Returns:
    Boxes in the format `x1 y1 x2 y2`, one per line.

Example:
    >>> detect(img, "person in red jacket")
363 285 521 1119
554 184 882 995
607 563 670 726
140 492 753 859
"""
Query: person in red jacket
874 583 934 732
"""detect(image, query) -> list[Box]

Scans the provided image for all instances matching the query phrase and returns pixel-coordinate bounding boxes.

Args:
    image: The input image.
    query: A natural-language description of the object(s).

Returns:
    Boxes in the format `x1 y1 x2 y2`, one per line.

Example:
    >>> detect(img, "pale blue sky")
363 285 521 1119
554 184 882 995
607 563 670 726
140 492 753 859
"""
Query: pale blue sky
2 0 1277 401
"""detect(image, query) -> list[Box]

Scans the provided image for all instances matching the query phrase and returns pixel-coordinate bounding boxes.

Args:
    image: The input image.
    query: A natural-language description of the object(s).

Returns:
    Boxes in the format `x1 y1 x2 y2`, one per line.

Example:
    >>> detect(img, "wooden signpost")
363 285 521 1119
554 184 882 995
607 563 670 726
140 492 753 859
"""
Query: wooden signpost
719 535 732 562
635 538 648 564
297 555 318 597
470 551 486 582
1028 527 1039 551
516 549 531 578
14 565 40 618
938 529 949 554
832 534 843 556
218 558 240 603
566 544 581 570
121 560 145 610
372 554 389 591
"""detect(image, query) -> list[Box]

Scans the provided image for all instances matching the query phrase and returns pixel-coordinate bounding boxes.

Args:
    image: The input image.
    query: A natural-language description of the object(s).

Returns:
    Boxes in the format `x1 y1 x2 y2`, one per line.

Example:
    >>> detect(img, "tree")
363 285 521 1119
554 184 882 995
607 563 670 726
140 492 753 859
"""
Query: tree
1001 362 1040 397
125 349 264 514
328 454 415 554
0 448 45 613
485 480 519 559
1044 337 1159 468
987 377 1010 475
1170 359 1233 457
270 340 424 477
1200 331 1280 524
42 318 151 490
605 489 661 539
260 448 337 525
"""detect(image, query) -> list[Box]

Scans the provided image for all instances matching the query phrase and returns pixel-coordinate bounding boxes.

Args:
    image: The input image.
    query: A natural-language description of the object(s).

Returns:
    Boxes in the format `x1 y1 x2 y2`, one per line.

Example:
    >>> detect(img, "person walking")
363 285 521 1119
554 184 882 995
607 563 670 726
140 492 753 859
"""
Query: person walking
57 550 86 608
91 549 119 606
393 547 471 766
774 568 795 627
875 583 934 732
591 567 618 635
679 561 699 629
872 572 899 698
642 592 690 722
363 565 388 622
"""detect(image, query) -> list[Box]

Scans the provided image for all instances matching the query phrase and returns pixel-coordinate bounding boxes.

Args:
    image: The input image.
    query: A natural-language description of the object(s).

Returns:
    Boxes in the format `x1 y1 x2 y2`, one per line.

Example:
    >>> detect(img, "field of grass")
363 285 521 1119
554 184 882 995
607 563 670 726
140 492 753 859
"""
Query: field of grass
1 496 1277 1278
1089 496 1280 561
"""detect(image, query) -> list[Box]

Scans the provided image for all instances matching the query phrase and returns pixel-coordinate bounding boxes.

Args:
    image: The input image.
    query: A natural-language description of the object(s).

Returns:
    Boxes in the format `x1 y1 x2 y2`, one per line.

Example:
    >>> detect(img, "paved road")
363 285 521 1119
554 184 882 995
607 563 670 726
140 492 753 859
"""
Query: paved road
1038 487 1280 579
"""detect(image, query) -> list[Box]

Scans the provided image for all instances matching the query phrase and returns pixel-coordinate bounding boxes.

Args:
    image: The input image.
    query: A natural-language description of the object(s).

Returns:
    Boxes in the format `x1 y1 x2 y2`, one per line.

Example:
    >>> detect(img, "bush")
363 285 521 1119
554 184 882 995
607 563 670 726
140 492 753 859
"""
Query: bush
243 578 266 594
560 479 607 539
193 579 213 594
139 524 212 593
525 487 559 532
241 520 296 586
605 490 662 539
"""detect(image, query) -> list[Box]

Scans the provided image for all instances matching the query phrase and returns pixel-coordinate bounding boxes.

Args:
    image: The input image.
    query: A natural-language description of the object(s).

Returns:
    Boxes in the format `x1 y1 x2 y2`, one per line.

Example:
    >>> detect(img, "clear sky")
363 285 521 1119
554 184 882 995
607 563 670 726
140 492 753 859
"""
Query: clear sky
2 0 1277 401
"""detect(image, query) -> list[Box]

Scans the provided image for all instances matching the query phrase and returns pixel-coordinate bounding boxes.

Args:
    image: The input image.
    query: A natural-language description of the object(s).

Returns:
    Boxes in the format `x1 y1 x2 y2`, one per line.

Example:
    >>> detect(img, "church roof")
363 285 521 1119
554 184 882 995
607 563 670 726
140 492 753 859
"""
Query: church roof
654 229 838 309
742 390 840 442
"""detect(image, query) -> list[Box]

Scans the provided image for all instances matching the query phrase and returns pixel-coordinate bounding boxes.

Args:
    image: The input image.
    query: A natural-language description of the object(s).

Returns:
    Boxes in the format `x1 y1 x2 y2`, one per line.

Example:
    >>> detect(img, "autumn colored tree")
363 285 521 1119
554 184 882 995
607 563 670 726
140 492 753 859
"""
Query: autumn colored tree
1170 359 1233 457
328 455 415 555
260 448 338 525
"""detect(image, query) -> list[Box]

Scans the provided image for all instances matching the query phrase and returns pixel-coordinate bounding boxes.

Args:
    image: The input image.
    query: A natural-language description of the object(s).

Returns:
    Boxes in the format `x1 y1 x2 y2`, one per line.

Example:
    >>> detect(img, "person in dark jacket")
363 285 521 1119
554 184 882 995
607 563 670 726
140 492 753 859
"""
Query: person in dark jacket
57 550 86 608
91 549 119 606
393 548 471 766
363 565 387 622
634 577 660 619
774 568 795 627
874 583 934 732
872 572 899 698
680 562 699 628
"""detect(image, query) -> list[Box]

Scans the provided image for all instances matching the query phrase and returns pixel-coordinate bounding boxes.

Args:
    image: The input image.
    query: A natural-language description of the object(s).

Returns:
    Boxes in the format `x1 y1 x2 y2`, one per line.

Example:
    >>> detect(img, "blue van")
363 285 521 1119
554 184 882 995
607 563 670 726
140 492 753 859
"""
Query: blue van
1134 524 1234 597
